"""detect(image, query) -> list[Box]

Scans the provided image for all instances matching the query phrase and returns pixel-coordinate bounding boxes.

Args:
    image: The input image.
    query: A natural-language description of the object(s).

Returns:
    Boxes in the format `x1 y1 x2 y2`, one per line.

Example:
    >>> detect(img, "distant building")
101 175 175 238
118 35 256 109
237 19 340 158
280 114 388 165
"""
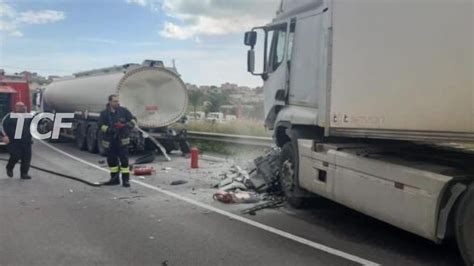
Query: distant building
199 85 211 92
208 86 222 94
238 86 251 91
48 75 61 82
186 83 199 91
221 82 238 91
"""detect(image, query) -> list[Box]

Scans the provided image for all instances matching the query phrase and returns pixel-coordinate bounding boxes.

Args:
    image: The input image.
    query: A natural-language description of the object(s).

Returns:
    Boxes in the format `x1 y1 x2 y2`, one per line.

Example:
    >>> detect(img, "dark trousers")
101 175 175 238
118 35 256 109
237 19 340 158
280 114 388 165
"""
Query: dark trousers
106 140 129 176
7 143 32 176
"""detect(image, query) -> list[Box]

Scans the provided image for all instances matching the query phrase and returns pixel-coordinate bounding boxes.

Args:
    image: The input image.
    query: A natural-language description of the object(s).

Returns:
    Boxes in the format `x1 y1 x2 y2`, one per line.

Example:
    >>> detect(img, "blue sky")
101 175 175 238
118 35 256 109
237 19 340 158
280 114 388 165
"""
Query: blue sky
0 0 280 87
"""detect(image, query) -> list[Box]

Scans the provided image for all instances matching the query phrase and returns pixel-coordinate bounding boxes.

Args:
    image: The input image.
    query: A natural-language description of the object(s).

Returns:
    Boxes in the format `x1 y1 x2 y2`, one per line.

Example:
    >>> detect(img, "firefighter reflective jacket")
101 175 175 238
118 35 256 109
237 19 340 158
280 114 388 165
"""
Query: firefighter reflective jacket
98 105 137 149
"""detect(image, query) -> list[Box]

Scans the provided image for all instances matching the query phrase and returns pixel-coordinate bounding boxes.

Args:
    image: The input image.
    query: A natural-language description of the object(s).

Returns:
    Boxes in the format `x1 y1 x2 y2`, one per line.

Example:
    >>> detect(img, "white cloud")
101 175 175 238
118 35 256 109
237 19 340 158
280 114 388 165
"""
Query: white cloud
160 14 266 40
10 30 23 37
17 10 65 24
141 0 278 40
125 0 280 39
0 2 16 18
125 0 160 12
125 0 147 7
0 3 65 37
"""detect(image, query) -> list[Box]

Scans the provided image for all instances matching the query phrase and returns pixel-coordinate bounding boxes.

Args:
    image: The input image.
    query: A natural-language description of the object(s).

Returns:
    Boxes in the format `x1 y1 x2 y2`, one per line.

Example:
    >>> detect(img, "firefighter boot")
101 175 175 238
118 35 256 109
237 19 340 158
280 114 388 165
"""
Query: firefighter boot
122 173 131 188
102 173 120 186
6 167 13 178
20 174 32 180
120 167 131 187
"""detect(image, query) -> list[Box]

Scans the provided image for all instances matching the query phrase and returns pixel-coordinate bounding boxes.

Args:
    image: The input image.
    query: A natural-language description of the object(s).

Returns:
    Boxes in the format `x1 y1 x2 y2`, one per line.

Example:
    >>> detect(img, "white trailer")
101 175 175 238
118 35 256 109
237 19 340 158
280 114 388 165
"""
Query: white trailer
244 0 473 264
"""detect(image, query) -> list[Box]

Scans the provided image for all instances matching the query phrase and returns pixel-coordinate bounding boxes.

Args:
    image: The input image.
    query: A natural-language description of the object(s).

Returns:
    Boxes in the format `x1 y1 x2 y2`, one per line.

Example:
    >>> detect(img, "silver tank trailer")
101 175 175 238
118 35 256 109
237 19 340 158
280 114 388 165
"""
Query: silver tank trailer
42 61 189 154
44 62 188 129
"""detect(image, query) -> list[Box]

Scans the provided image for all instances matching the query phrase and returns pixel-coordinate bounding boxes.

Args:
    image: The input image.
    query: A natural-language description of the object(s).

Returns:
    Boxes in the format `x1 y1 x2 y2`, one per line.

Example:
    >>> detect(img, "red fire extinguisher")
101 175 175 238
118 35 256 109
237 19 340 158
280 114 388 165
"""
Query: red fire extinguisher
191 147 199 169
133 166 155 176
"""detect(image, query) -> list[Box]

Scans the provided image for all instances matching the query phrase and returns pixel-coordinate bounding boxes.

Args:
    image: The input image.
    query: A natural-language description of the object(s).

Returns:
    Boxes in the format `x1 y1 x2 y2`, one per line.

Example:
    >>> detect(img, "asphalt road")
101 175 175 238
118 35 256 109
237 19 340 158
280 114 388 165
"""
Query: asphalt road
0 141 466 266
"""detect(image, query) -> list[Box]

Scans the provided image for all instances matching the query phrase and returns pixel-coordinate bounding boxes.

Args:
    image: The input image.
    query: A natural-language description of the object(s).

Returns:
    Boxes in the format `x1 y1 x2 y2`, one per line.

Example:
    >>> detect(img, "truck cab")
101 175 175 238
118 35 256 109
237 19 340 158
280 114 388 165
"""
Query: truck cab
245 0 329 145
244 0 473 264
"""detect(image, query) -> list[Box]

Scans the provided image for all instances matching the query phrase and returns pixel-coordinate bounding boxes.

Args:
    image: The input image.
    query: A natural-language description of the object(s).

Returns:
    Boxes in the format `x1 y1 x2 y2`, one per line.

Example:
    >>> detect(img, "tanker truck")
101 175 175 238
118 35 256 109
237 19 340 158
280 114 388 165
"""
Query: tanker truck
244 0 473 264
40 60 189 155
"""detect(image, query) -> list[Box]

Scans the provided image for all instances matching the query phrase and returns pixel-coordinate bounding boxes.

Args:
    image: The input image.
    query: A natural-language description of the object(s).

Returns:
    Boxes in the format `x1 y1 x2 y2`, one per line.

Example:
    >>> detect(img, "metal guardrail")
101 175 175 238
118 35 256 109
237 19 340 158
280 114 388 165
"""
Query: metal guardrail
185 131 274 148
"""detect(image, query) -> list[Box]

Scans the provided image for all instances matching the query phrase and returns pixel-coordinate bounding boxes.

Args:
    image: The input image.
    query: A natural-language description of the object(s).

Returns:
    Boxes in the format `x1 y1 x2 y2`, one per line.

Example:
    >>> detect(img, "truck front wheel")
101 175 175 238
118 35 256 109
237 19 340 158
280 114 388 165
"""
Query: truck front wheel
280 142 305 208
455 183 474 265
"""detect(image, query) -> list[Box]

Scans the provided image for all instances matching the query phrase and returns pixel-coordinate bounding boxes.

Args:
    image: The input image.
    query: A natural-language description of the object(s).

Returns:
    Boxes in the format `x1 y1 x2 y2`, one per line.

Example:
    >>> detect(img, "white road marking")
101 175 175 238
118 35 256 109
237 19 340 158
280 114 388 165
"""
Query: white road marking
201 154 228 162
40 140 379 266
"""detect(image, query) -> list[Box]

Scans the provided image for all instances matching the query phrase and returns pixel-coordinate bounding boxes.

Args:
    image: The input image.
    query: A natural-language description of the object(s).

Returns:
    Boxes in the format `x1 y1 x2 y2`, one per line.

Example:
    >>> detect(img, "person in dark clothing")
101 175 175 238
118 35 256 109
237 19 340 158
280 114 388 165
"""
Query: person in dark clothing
98 95 137 187
1 102 33 180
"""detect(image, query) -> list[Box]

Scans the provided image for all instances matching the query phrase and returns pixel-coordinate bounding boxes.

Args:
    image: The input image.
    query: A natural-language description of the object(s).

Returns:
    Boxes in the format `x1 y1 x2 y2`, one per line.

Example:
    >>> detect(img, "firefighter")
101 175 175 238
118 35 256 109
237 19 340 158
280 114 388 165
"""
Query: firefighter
1 102 33 180
98 95 137 187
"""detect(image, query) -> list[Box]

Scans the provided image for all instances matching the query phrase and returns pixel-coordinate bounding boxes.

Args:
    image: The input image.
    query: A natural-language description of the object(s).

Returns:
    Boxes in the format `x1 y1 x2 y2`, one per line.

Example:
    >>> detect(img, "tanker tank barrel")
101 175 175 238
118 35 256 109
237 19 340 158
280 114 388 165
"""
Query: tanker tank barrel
41 61 189 157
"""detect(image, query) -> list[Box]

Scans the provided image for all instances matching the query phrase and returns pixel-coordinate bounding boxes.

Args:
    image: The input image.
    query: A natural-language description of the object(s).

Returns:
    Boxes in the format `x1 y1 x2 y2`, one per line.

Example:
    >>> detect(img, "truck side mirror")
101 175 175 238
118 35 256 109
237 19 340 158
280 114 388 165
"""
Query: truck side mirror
244 31 257 47
247 50 255 73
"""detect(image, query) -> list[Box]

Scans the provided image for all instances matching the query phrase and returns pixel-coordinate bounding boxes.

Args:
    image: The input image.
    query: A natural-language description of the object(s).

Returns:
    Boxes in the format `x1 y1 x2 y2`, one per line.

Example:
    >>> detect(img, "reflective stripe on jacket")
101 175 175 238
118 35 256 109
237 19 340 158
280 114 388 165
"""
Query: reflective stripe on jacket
98 105 137 148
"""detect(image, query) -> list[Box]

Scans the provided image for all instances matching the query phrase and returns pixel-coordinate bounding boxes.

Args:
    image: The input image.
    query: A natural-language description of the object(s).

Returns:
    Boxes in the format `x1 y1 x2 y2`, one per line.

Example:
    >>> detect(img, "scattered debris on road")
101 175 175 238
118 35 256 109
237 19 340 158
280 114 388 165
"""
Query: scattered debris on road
241 197 285 216
133 153 157 165
213 190 260 204
214 148 281 193
214 165 253 191
212 148 285 213
133 166 156 176
251 148 281 193
171 180 188 186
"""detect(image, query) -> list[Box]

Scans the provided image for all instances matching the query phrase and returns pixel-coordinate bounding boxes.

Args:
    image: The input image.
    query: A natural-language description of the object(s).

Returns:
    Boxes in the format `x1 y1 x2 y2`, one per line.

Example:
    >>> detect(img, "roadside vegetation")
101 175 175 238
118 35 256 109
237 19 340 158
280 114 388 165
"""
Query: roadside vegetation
174 120 270 137
189 139 267 158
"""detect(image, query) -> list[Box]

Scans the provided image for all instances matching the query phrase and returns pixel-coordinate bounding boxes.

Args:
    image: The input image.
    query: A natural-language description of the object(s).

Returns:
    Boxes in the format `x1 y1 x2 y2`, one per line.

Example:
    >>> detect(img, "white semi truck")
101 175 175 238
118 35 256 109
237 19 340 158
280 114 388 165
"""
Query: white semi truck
244 0 473 264
41 60 190 155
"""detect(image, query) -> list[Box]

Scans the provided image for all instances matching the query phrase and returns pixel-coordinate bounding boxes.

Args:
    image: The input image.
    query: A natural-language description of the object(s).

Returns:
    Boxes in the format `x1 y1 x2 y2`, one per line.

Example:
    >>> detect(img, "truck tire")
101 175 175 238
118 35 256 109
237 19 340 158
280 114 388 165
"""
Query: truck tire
86 125 98 154
456 183 474 265
280 141 305 209
75 123 87 151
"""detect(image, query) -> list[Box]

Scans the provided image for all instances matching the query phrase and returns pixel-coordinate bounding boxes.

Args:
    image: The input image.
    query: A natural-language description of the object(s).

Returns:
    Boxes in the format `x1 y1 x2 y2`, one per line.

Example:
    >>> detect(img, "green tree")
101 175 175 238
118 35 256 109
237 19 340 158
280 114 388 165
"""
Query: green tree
188 90 203 114
206 92 229 113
